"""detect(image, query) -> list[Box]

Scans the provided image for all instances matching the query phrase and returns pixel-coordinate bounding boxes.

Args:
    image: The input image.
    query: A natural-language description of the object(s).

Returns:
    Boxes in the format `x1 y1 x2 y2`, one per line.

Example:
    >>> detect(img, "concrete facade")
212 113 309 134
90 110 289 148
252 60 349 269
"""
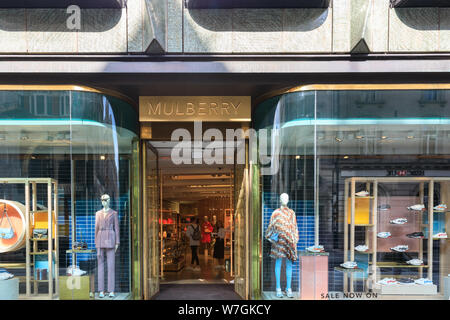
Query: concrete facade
0 0 449 54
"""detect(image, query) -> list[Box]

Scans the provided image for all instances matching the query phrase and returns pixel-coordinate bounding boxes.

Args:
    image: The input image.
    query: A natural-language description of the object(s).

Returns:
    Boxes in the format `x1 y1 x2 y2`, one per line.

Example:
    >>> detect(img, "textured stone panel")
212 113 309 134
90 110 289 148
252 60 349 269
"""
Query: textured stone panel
332 0 351 52
439 9 450 52
143 0 167 53
370 0 389 52
389 8 439 52
27 9 78 53
78 9 127 53
168 0 183 52
350 0 371 53
127 0 144 52
184 8 232 53
0 9 27 53
283 9 332 53
232 9 282 53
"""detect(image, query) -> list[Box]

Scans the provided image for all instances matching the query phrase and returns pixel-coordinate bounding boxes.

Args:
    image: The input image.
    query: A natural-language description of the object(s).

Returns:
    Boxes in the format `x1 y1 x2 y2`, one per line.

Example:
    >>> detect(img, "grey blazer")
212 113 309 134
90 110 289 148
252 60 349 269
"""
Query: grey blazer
95 208 120 249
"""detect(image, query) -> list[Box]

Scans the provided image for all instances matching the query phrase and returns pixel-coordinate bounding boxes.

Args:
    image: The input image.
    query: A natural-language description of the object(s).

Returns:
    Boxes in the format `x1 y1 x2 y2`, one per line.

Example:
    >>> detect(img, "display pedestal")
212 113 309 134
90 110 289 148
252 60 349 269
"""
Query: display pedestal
0 278 19 300
444 276 450 299
373 284 437 295
59 275 90 300
300 252 329 300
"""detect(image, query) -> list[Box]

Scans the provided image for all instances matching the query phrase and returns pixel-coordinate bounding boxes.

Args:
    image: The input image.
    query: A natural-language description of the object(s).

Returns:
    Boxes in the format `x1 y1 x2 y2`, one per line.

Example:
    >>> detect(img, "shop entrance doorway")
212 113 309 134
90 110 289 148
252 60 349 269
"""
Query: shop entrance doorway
142 122 250 300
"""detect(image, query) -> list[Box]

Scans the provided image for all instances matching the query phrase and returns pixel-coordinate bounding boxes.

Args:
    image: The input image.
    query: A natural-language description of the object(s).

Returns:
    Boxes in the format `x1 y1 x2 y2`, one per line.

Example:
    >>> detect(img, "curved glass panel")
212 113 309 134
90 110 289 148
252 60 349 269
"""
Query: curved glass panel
0 89 138 300
255 88 450 300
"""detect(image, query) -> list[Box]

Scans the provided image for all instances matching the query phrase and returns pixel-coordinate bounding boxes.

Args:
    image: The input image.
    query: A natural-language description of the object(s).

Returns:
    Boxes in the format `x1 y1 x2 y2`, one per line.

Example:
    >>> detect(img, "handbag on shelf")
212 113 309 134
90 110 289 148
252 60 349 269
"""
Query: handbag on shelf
33 228 48 239
0 204 14 240
73 232 88 250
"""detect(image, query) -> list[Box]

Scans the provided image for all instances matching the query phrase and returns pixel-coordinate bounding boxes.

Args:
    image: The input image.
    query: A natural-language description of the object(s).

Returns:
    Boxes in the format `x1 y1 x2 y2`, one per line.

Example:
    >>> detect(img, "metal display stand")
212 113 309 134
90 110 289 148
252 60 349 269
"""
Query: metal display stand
343 177 449 295
0 178 59 299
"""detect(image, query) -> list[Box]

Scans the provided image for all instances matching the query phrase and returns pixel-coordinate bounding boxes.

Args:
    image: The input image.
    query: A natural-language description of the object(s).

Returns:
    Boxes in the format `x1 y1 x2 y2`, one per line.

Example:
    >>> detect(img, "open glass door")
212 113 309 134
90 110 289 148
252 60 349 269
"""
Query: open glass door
234 141 249 299
143 142 159 299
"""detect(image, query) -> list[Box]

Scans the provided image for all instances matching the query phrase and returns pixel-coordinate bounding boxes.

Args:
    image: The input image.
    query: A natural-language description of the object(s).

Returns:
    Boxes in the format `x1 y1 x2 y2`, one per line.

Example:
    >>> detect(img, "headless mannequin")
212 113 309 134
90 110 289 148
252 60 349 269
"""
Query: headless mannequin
266 193 298 298
275 193 293 297
96 195 119 298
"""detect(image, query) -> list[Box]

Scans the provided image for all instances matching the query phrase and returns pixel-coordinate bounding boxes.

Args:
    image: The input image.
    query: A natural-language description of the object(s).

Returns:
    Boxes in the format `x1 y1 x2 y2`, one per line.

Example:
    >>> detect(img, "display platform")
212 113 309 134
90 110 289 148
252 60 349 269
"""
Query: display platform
373 284 437 295
0 278 18 300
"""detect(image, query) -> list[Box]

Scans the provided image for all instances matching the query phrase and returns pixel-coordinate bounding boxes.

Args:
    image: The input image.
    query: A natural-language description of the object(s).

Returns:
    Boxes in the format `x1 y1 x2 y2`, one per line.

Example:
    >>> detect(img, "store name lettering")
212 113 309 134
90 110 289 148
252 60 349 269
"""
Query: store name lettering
146 101 241 117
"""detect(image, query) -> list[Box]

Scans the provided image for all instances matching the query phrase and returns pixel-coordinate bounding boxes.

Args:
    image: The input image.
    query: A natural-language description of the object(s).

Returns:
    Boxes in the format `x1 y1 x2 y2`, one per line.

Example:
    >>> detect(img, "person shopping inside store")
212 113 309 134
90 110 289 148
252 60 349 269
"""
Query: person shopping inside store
201 216 213 260
213 220 225 269
186 217 201 271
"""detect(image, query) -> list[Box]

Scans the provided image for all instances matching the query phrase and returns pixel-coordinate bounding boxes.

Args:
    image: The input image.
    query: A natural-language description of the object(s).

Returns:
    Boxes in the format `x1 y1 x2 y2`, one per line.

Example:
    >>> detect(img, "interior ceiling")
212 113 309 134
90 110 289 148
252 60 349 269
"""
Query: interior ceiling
149 140 235 201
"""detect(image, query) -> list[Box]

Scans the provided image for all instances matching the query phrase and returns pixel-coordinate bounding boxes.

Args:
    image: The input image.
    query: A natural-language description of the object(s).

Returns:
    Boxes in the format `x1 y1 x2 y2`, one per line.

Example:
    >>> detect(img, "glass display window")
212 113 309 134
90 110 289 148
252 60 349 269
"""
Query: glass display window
255 86 450 300
0 88 138 300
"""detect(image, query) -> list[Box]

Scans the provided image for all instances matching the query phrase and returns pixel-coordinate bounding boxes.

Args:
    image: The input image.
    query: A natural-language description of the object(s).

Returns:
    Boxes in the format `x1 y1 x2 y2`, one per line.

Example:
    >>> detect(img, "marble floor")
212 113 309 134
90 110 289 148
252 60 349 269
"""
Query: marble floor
162 250 233 284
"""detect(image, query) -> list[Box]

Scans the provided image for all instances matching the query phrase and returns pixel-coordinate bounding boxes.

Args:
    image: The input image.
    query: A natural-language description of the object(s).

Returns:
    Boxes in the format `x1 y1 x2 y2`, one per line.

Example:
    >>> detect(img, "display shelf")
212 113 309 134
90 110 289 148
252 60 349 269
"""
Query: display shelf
334 267 365 273
0 178 59 299
0 263 33 268
373 283 437 295
343 176 449 295
370 261 429 268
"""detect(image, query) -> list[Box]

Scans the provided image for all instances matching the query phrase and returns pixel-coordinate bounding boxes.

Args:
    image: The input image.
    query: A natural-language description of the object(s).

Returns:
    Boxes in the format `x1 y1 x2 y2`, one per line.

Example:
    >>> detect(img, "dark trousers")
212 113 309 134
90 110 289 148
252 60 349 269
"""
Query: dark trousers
191 246 200 265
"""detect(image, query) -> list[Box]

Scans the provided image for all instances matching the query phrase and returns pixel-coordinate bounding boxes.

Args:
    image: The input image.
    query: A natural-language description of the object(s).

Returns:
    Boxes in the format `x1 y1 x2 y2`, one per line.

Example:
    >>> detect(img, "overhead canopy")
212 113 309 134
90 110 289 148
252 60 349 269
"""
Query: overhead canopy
185 0 330 9
0 0 126 8
390 0 450 7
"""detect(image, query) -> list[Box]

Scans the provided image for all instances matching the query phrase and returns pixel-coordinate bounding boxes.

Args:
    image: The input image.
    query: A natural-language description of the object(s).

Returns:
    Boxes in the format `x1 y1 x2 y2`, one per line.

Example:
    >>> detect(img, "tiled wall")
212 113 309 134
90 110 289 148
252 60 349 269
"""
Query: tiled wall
262 191 315 292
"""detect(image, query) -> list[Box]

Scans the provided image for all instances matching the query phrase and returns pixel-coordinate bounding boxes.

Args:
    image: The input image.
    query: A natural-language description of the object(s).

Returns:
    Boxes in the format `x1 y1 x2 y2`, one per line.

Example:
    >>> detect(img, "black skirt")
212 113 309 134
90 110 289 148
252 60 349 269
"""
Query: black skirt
213 238 224 259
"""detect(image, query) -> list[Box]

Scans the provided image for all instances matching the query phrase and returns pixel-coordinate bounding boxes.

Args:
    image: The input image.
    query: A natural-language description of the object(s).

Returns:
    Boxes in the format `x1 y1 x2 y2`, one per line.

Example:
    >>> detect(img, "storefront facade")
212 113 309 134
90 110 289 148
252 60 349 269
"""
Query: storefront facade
0 84 448 300
0 0 450 301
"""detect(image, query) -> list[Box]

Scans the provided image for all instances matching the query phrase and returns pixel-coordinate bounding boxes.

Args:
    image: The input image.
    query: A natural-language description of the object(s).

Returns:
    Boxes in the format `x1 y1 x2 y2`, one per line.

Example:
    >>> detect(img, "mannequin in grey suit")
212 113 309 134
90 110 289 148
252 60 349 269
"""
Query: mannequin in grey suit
95 194 119 298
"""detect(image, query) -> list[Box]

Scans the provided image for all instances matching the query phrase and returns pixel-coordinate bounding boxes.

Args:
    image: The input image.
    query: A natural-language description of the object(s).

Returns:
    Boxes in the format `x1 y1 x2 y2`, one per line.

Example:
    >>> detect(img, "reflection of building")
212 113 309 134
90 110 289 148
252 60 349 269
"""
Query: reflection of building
0 0 450 301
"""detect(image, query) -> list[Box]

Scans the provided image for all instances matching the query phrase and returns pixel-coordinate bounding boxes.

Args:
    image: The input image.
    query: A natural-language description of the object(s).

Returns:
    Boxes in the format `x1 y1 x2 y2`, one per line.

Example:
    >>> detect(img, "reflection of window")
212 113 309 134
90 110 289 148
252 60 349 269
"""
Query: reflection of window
355 91 384 107
423 90 439 102
36 95 46 115
419 90 446 107
364 91 377 103
59 95 70 116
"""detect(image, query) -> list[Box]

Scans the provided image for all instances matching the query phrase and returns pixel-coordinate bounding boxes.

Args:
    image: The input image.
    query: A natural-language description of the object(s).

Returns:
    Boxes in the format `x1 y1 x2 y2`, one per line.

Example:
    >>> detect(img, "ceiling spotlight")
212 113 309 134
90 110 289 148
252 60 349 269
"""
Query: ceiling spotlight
295 155 301 160
355 135 364 139
407 136 414 139
100 155 106 160
381 136 387 140
343 156 349 159
335 137 343 142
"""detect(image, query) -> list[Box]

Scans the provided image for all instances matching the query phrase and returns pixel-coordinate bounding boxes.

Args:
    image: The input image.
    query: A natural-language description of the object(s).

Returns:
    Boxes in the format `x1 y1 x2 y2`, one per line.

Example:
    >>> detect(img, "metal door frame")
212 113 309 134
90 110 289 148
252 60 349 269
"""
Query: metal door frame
142 141 160 300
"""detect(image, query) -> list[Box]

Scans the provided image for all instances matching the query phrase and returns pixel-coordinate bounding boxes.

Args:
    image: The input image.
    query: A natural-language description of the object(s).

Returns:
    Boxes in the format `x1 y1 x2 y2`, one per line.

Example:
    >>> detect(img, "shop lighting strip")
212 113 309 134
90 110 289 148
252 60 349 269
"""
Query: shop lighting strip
0 119 107 127
282 118 450 128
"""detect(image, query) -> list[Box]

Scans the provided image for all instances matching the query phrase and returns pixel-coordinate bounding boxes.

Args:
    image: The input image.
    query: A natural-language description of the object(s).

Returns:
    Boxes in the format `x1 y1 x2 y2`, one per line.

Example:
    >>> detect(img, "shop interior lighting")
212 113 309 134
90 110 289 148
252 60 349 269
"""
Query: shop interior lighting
189 185 232 188
100 155 106 160
335 137 343 142
172 174 230 180
295 155 301 159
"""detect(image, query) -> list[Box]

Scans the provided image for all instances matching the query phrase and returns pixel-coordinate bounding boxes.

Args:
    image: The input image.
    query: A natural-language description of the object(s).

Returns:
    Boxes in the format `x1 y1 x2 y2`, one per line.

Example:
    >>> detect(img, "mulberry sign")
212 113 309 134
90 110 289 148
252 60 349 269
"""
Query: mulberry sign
139 96 251 122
